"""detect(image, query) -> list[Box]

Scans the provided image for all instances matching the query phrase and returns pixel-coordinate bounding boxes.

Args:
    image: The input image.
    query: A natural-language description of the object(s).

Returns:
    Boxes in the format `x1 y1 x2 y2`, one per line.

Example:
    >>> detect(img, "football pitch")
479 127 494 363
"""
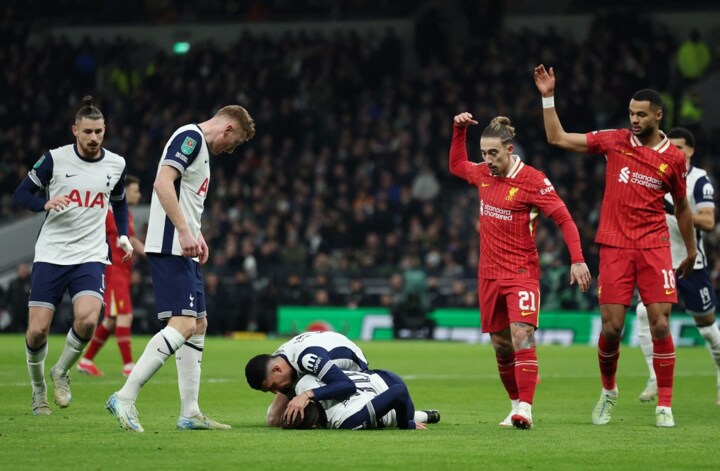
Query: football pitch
0 334 717 470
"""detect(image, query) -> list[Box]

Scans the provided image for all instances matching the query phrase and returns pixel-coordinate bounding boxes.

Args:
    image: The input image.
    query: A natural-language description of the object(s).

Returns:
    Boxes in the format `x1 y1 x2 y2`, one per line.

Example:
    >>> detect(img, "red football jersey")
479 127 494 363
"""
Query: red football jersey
586 129 686 248
468 159 565 279
106 208 135 279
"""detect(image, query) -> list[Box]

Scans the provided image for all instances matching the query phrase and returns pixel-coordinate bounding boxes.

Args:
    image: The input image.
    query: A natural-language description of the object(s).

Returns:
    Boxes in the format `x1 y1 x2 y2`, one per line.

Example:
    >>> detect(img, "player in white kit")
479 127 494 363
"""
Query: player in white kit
107 105 255 432
635 127 720 405
12 96 132 415
246 331 371 426
288 370 439 430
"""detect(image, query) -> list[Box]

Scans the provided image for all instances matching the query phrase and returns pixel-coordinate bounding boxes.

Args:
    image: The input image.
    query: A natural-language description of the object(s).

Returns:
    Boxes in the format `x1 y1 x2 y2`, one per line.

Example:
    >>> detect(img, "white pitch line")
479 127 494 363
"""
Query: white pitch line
0 377 236 387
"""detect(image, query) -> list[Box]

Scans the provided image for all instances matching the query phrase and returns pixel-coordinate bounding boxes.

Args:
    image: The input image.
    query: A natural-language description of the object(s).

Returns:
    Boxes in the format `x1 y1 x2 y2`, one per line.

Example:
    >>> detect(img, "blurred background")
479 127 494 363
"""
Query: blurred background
1 0 719 340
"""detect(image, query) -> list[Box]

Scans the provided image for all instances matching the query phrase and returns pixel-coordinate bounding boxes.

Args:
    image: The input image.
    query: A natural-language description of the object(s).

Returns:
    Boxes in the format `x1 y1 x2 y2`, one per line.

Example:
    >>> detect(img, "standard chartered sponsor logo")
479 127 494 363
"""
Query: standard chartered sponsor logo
618 167 630 183
483 202 513 221
618 166 662 190
630 172 662 190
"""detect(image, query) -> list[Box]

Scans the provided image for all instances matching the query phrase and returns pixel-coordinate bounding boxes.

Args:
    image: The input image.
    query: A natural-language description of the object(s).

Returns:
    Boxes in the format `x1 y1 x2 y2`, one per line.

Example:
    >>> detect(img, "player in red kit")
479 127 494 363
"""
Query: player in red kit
534 64 697 427
78 175 144 377
449 114 591 429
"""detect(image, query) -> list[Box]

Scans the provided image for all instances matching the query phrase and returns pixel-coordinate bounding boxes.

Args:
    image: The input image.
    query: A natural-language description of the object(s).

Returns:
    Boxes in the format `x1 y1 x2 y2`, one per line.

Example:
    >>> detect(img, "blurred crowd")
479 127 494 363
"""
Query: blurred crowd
1 7 719 334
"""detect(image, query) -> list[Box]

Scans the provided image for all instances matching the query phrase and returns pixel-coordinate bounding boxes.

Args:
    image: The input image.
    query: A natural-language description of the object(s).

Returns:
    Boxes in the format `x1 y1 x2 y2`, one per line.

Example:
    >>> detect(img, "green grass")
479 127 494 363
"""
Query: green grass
0 334 718 470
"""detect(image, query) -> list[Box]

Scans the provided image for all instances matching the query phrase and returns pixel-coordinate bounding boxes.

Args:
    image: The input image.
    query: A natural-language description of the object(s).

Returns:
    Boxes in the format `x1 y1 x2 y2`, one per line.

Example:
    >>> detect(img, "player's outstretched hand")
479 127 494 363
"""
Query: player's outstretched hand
454 112 479 128
533 64 555 96
118 235 134 262
415 422 428 430
569 262 592 292
44 195 71 212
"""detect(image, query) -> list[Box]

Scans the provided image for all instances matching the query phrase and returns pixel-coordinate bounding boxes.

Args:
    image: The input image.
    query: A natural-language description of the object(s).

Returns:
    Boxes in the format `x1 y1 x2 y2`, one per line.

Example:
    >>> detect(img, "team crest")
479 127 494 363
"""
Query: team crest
505 187 519 201
181 137 197 155
657 163 668 176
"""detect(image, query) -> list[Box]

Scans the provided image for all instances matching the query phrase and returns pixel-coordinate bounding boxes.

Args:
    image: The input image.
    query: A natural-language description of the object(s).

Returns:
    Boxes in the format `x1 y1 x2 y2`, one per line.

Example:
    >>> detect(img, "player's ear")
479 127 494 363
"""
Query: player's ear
72 125 79 137
506 143 514 154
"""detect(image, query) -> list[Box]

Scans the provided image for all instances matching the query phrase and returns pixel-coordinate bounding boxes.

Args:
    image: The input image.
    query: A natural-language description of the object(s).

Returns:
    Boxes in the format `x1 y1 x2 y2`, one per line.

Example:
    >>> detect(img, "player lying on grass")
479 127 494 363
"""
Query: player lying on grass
282 369 440 430
246 331 372 426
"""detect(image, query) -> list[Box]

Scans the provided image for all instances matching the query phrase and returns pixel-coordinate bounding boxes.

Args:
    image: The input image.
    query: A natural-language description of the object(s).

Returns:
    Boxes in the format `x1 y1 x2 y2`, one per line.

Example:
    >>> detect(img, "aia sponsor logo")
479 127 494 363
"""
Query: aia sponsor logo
196 178 209 196
68 190 105 208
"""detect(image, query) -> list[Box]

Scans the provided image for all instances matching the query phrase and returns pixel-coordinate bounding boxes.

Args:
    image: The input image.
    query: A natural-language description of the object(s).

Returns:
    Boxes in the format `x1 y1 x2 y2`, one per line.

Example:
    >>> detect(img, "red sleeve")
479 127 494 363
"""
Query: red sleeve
449 126 478 183
585 129 618 155
527 171 564 217
548 205 585 264
669 153 688 200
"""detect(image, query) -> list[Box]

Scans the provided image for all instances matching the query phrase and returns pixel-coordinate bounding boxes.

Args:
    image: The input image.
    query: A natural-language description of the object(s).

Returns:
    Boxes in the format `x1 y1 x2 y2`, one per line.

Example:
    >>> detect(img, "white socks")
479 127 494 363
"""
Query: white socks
26 342 48 392
698 323 720 371
635 302 656 379
117 326 186 402
177 334 204 418
54 328 89 374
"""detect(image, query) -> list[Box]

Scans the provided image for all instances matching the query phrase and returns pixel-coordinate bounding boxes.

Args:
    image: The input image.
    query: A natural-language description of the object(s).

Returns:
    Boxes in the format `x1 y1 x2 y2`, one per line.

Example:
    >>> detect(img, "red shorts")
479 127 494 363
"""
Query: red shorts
103 277 132 317
478 278 541 333
598 245 676 306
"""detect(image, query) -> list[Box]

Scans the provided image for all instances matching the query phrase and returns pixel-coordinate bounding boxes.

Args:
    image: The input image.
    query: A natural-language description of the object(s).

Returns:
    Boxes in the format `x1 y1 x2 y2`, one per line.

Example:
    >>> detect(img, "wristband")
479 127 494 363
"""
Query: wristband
542 96 555 109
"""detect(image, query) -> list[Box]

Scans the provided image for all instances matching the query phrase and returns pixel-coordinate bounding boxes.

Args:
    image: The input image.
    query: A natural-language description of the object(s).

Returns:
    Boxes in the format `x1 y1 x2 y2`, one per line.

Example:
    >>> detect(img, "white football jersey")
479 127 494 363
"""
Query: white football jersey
145 124 210 257
273 331 368 380
295 371 395 429
29 144 126 265
665 166 715 269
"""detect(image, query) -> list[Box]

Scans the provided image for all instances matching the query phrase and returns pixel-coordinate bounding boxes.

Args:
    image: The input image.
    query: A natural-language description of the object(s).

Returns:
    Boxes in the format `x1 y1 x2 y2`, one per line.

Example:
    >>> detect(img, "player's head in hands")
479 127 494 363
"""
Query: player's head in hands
245 354 295 394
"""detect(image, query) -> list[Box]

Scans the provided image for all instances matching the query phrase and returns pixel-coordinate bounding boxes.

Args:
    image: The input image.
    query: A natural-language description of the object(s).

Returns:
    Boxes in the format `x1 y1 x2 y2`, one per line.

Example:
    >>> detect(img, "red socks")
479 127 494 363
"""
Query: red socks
116 325 133 365
496 352 519 400
652 335 675 407
598 333 620 390
514 349 538 405
84 323 110 361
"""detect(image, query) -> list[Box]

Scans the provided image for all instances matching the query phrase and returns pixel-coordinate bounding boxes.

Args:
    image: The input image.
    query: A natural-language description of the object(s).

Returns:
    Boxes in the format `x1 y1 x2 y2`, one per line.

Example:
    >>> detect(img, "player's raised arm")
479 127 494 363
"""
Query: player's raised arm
448 112 479 181
533 65 589 154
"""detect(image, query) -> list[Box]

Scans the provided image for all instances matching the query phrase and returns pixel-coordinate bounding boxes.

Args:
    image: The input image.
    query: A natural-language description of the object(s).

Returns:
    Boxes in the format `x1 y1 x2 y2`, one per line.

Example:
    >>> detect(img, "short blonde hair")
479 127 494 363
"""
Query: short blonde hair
216 105 256 140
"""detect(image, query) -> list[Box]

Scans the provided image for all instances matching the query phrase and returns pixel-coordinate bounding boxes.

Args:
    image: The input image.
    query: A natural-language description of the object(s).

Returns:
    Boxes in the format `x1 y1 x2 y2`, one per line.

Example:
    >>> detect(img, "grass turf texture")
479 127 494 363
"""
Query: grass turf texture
0 334 717 470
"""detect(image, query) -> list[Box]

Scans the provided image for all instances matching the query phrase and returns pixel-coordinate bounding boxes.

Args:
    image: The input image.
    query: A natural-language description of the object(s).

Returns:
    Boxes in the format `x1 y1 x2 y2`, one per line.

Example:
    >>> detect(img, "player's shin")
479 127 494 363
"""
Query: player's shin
497 352 519 400
117 326 185 401
514 349 538 404
652 335 676 407
176 334 204 418
26 342 48 391
598 333 621 391
54 328 89 373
